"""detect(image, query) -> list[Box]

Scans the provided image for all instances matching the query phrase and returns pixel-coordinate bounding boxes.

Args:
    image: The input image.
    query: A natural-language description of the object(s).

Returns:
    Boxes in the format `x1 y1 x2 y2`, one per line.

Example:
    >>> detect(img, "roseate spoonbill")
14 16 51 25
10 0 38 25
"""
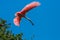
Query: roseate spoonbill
14 1 40 26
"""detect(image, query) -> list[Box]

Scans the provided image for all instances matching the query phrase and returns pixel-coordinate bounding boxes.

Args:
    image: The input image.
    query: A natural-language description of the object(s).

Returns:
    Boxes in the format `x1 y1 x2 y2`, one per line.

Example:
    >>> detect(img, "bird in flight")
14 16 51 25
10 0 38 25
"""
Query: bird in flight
13 1 40 26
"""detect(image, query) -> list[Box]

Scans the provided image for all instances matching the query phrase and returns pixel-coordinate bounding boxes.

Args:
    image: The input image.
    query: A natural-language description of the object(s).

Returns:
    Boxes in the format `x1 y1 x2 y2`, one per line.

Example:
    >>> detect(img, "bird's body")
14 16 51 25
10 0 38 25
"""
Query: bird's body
14 1 40 26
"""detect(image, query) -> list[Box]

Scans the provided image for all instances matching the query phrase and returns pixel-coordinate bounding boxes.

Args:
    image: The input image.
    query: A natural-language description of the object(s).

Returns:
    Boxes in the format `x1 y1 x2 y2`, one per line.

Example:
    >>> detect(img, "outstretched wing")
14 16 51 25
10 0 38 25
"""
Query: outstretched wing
20 1 40 15
13 16 22 26
14 1 40 26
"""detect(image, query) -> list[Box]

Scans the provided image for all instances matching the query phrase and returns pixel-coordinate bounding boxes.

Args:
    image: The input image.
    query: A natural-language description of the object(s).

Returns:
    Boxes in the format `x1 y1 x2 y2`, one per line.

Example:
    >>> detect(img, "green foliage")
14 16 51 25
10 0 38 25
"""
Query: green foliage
0 18 23 40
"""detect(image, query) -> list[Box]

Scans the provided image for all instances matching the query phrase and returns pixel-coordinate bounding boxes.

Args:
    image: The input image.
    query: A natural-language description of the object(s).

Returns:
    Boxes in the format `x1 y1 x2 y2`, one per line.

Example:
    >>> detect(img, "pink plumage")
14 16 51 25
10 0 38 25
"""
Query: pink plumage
14 16 21 26
14 1 40 26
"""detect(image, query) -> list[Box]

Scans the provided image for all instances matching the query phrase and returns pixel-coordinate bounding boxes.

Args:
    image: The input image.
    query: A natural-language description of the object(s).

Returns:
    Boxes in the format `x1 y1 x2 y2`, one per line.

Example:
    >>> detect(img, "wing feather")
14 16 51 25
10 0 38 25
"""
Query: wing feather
14 16 21 26
21 1 40 15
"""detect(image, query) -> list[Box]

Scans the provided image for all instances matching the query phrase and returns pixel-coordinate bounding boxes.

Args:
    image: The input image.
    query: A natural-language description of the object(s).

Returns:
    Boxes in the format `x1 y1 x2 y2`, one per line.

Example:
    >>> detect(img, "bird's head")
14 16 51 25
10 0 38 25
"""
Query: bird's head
15 12 20 16
15 12 24 17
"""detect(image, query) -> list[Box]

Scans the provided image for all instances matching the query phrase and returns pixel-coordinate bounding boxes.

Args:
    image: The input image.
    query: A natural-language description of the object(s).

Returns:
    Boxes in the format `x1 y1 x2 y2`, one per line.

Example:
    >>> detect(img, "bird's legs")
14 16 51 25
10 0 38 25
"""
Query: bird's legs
24 16 34 25
19 14 34 25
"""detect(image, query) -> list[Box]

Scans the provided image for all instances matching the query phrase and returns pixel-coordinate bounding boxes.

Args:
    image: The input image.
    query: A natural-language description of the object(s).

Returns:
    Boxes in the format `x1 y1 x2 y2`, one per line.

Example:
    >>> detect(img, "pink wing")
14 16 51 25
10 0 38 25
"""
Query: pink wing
20 1 40 15
13 16 21 26
14 1 40 26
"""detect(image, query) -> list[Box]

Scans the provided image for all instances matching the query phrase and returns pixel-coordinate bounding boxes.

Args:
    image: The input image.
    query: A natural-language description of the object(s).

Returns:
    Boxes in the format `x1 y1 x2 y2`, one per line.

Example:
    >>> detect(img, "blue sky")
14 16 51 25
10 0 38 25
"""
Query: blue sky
0 0 60 40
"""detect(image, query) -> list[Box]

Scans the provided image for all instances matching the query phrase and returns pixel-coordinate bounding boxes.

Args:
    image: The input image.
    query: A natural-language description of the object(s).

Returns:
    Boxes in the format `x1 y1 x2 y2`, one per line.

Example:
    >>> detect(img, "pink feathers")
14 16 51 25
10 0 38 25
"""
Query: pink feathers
14 16 21 26
21 1 40 15
13 1 40 26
